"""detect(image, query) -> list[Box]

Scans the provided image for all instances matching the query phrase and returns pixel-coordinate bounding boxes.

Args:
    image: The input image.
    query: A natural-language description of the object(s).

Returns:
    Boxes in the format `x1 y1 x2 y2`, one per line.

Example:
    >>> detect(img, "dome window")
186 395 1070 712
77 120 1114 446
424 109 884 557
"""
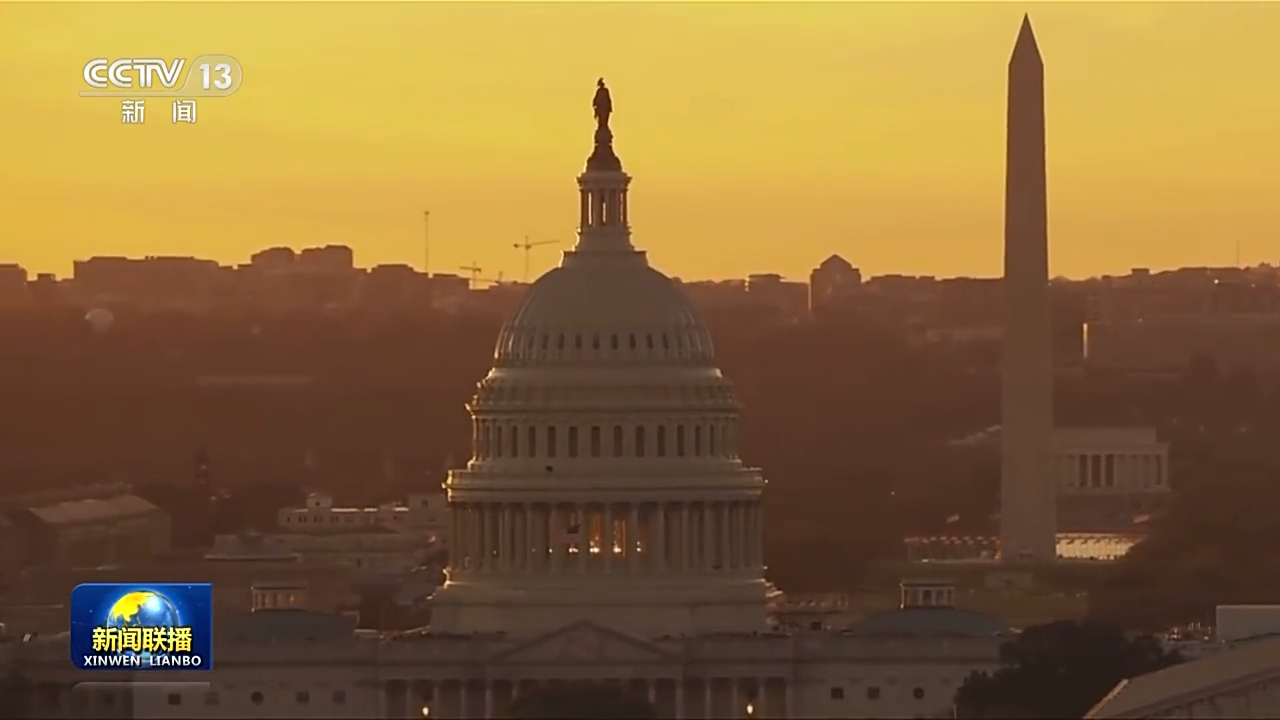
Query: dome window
694 425 703 456
526 426 538 457
676 426 686 456
540 335 549 350
612 426 624 457
494 426 503 457
656 426 667 457
634 426 646 457
546 427 558 458
661 334 670 350
610 334 619 351
574 335 583 350
510 425 520 457
708 424 717 456
591 335 600 350
567 426 580 458
481 424 492 459
645 334 654 350
557 334 565 350
628 334 636 350
589 426 601 457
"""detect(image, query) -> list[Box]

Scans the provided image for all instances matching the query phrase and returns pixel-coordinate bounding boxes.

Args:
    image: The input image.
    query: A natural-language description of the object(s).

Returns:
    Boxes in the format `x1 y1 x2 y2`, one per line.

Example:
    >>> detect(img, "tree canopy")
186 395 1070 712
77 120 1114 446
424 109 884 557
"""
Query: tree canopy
954 620 1183 718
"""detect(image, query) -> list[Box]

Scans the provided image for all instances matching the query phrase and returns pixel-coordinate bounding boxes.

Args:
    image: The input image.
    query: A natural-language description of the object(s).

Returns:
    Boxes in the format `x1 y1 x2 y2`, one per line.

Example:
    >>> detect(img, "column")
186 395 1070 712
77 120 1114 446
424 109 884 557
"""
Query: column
525 504 536 573
550 505 562 573
753 503 763 569
499 505 510 572
485 506 496 573
459 681 469 719
675 679 685 720
605 502 615 572
758 677 769 718
647 679 657 705
730 678 739 719
483 681 493 719
704 678 714 718
655 503 667 571
680 503 691 572
630 503 641 572
475 505 486 572
784 678 794 718
739 503 748 568
720 503 731 572
703 503 715 571
577 504 588 572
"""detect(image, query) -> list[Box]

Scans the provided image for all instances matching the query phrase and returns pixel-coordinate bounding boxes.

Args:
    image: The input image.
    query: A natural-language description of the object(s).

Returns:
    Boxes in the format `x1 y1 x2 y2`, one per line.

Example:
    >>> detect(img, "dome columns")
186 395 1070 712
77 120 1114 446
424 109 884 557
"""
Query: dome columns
446 498 765 581
575 171 635 254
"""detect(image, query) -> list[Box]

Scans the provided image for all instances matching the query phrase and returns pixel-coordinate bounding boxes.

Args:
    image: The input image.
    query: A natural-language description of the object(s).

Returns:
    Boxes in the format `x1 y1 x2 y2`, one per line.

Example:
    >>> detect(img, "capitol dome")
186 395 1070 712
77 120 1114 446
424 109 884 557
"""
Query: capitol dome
431 82 769 639
494 259 714 368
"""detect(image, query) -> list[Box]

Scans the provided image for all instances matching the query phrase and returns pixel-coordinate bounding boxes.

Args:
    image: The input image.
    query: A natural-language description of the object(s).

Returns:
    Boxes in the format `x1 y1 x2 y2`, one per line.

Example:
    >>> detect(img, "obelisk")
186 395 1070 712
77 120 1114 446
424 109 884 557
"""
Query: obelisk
1000 15 1056 563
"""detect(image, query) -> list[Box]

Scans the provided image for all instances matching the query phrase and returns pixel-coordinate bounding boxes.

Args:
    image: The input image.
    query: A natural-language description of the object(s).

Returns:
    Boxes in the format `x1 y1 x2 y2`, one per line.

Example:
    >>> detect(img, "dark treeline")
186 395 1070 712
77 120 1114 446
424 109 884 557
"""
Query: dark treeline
3 306 1280 629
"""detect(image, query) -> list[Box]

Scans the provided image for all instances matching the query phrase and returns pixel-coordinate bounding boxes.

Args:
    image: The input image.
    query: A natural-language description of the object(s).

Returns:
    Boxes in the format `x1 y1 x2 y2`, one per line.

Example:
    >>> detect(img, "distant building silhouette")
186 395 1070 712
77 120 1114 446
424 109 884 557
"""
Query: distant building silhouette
808 254 862 316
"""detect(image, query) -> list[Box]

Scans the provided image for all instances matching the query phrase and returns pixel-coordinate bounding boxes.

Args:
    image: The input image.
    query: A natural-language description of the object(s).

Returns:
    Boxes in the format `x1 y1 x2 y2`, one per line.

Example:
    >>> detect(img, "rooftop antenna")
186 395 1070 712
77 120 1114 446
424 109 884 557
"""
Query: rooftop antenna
423 210 431 276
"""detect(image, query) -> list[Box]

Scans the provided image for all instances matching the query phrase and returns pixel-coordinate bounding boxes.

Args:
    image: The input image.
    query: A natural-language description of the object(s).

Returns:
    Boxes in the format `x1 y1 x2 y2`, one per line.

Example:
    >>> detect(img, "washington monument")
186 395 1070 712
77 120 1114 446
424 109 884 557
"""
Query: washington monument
1000 16 1057 563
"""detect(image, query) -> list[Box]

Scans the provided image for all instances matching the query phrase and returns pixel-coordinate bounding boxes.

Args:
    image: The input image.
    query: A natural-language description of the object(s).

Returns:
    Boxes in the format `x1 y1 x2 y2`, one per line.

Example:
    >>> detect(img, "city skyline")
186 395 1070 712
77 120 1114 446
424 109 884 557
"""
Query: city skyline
4 4 1280 280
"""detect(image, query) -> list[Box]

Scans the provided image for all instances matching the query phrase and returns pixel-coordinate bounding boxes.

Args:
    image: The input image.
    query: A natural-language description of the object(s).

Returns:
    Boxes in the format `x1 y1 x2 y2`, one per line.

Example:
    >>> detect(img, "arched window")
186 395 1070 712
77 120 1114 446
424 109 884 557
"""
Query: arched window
656 426 667 457
694 425 703 456
645 334 654 350
676 425 686 456
628 334 637 350
510 425 519 457
591 335 600 350
527 426 538 458
635 426 646 457
610 334 619 350
708 423 717 456
661 334 670 350
481 424 492 459
567 426 579 458
547 426 558 458
612 425 624 457
494 426 503 458
590 426 601 457
557 334 565 350
574 335 583 350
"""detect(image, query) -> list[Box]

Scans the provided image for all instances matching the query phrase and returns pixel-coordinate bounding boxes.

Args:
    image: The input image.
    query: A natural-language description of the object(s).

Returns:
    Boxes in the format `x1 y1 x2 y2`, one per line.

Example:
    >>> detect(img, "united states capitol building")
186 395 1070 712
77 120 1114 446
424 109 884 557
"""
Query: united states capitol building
9 85 1013 719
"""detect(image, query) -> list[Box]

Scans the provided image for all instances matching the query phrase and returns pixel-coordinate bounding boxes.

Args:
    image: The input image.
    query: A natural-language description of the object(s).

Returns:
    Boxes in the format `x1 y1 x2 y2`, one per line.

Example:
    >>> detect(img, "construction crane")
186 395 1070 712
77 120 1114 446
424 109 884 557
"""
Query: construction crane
513 236 560 282
460 264 504 289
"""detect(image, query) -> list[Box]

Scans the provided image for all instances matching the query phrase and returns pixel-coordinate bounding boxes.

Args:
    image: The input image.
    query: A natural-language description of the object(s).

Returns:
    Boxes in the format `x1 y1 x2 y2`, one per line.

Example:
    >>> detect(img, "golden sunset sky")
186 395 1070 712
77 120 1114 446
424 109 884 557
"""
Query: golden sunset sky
2 2 1279 281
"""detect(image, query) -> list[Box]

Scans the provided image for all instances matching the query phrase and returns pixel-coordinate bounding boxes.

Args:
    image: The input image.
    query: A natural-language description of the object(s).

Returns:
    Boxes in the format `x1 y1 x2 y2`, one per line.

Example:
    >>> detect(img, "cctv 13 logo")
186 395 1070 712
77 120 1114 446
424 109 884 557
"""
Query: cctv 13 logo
82 55 243 97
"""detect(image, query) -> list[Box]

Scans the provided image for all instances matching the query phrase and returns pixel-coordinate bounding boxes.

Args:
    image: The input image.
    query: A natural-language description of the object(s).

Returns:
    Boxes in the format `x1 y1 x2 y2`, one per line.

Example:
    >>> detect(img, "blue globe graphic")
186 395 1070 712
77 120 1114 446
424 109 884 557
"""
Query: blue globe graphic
105 591 182 659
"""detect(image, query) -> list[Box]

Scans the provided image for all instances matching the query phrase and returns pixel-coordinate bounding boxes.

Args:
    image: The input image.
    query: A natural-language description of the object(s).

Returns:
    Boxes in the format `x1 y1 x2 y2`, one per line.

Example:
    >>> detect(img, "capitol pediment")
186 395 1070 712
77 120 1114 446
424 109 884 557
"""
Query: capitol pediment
491 621 677 665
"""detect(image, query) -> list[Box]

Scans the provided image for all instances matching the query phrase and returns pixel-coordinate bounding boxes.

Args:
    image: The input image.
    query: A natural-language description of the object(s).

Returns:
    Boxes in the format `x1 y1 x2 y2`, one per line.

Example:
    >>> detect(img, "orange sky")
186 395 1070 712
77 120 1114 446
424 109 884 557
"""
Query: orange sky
3 2 1279 281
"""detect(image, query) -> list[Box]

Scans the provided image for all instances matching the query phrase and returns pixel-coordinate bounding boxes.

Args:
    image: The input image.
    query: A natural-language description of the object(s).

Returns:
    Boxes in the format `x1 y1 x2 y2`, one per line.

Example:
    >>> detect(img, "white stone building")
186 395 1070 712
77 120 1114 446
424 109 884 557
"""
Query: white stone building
278 492 448 541
1086 635 1280 719
11 83 1017 719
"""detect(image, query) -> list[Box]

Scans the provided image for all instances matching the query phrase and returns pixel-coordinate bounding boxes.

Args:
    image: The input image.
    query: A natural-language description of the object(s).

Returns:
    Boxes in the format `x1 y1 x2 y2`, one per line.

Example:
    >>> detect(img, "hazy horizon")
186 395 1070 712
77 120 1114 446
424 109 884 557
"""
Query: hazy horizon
4 2 1279 281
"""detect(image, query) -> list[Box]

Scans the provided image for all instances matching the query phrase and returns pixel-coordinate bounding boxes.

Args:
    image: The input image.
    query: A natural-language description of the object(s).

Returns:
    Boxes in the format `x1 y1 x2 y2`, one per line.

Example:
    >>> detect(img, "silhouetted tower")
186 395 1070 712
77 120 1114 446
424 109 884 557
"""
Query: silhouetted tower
1000 16 1057 563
